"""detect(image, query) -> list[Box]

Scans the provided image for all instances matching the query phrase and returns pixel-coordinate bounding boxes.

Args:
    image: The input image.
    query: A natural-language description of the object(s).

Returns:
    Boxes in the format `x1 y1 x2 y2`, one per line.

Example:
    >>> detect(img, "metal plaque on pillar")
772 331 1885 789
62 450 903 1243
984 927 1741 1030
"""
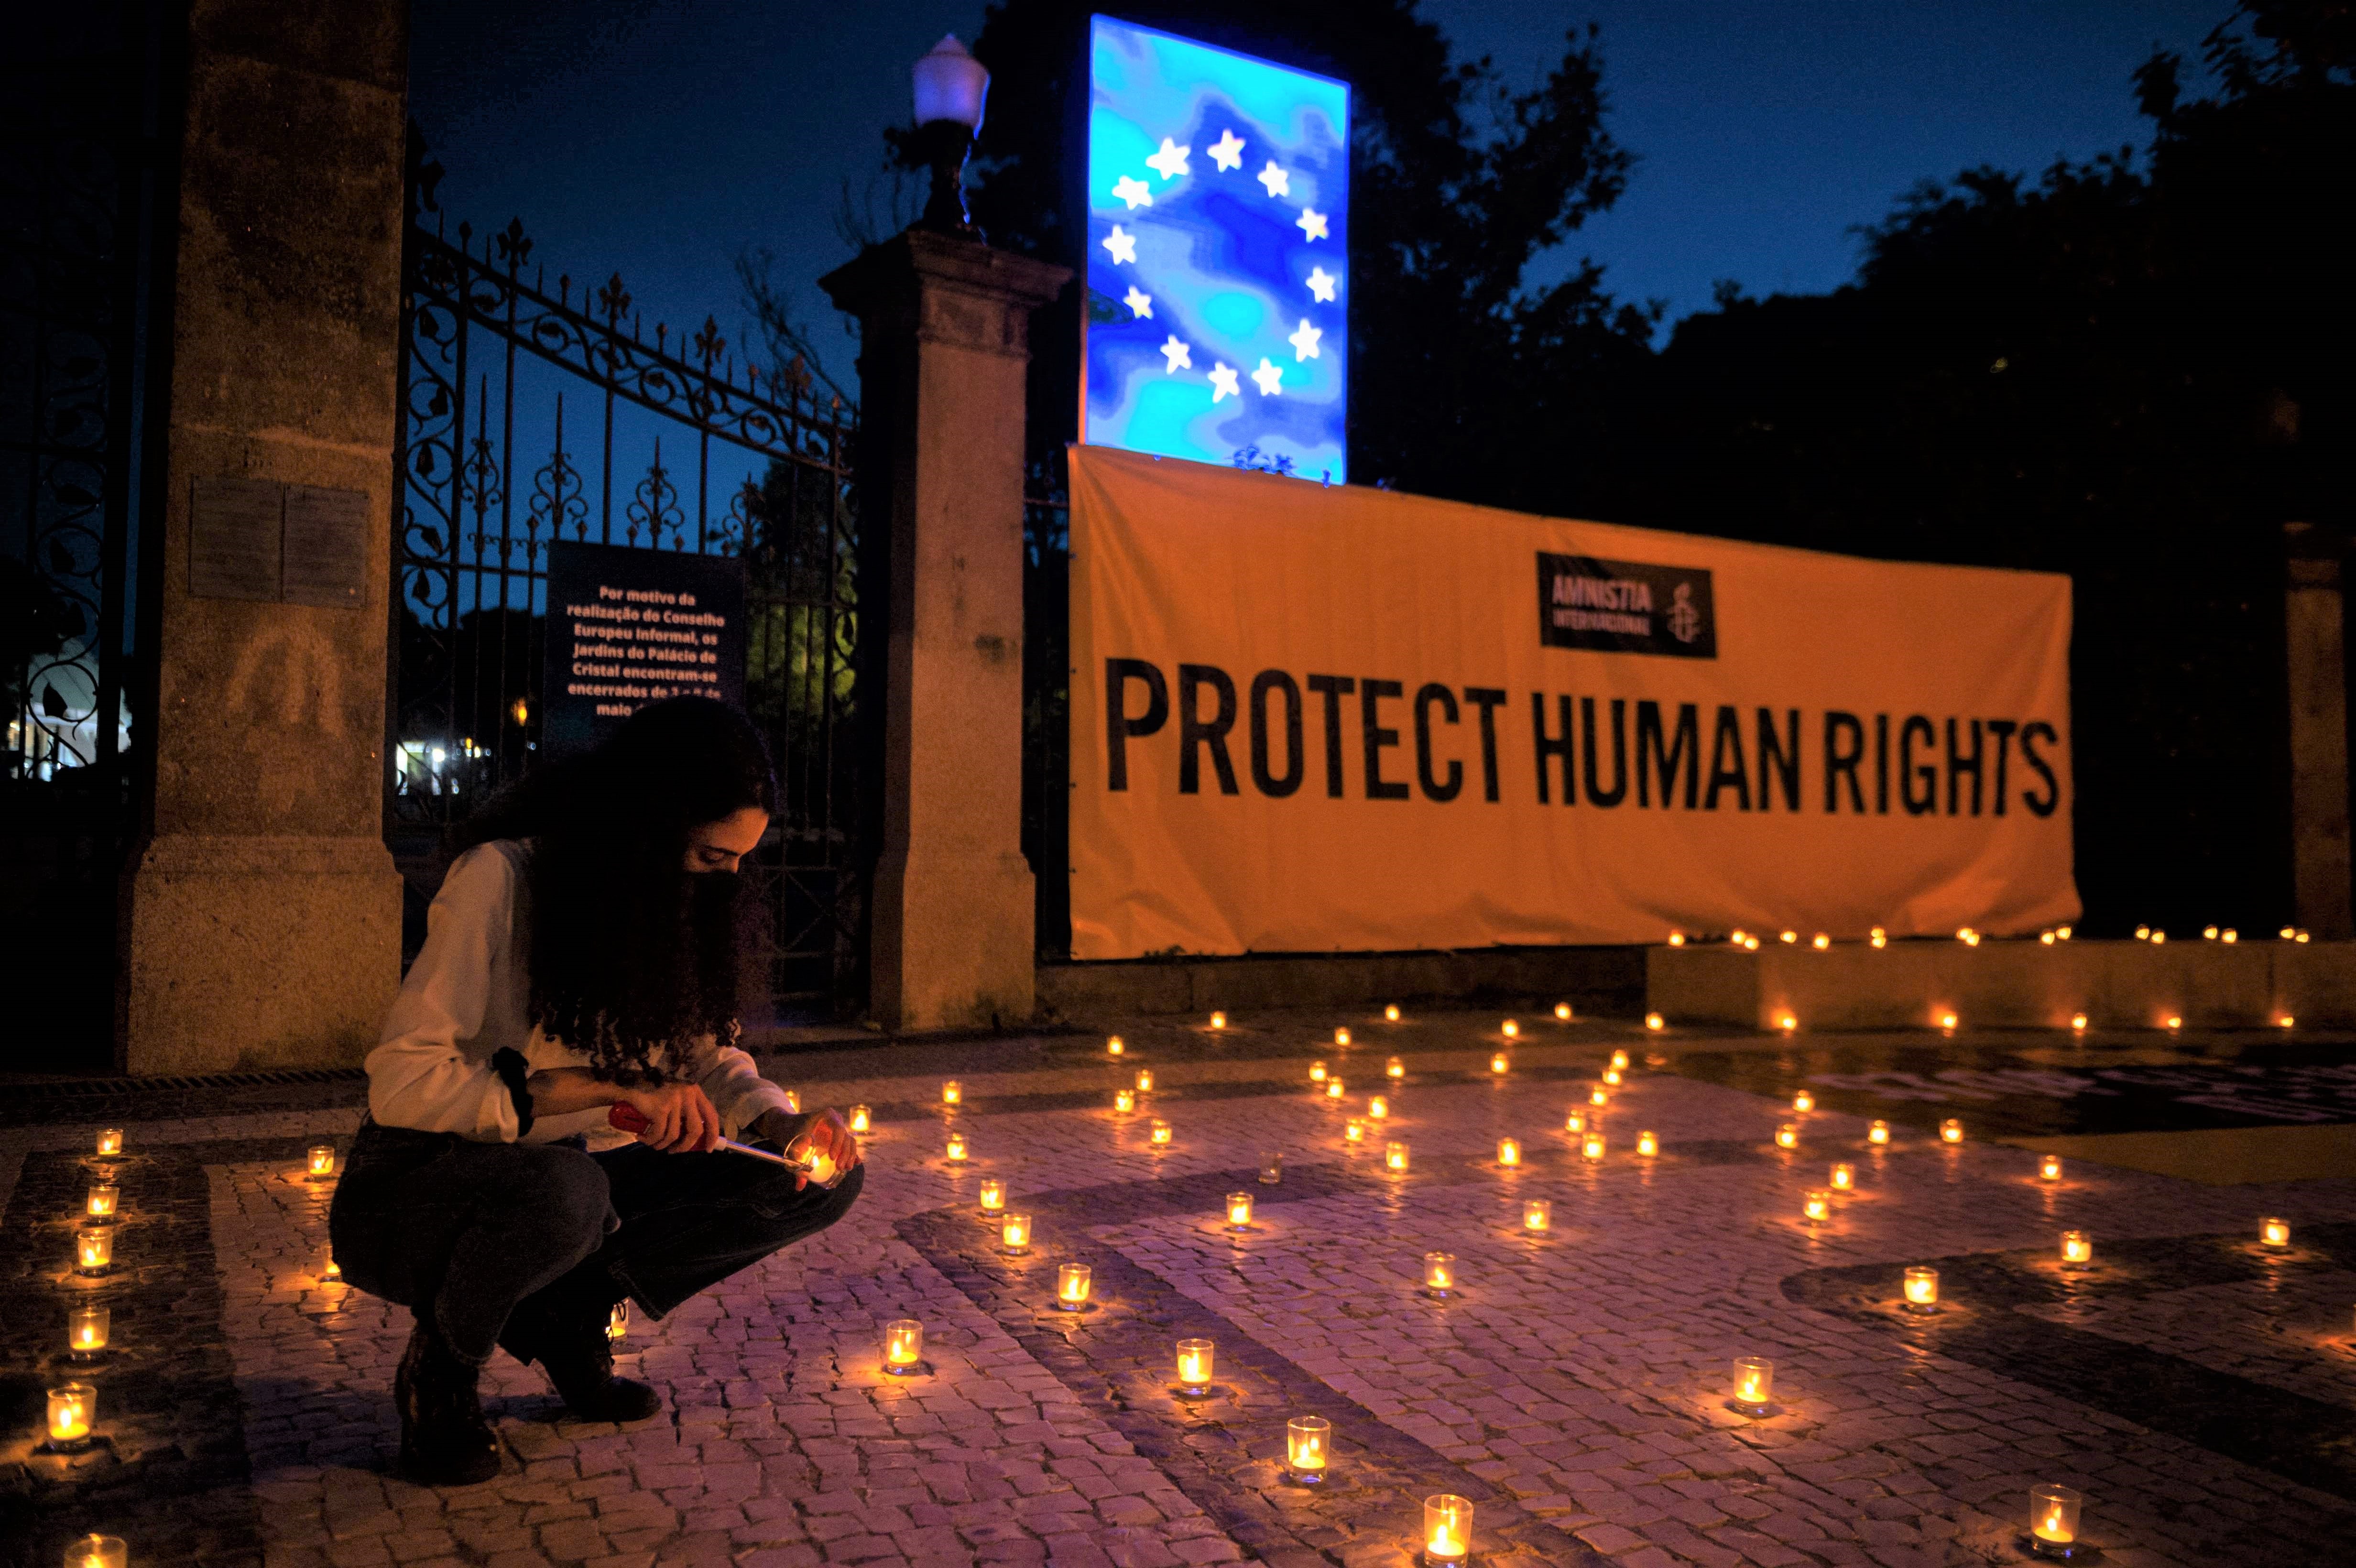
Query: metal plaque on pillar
542 539 748 760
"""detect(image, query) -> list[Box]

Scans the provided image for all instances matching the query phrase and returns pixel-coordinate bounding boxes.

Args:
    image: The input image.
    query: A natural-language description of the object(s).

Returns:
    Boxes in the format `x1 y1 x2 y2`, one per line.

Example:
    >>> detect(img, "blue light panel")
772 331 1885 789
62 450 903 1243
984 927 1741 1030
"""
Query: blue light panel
1083 16 1349 483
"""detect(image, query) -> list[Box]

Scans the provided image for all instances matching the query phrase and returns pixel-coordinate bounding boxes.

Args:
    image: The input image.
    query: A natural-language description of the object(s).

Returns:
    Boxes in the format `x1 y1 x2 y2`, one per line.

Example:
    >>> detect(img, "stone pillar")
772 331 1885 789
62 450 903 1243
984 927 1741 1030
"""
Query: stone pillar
820 230 1069 1031
2284 522 2354 939
118 0 409 1071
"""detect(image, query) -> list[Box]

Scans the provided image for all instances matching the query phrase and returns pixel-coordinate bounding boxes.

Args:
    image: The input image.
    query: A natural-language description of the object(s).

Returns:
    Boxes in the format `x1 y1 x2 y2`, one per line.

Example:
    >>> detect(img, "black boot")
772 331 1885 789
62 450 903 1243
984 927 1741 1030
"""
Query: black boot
395 1314 502 1485
499 1289 662 1423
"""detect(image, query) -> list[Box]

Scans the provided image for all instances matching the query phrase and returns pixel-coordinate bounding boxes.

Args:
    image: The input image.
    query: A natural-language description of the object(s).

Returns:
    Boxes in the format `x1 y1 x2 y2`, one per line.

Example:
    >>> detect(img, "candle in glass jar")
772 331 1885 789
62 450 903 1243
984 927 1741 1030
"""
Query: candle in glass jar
1602 1067 1623 1086
65 1535 125 1568
307 1144 337 1178
1423 1251 1455 1297
1150 1119 1172 1146
75 1227 112 1274
1637 1130 1658 1157
1830 1162 1854 1191
979 1177 1005 1214
1114 1088 1136 1113
1423 1494 1472 1565
1940 1119 1965 1144
1310 1060 1328 1083
1775 1124 1799 1150
1803 1189 1831 1223
1491 1052 1510 1075
1259 1152 1282 1185
1333 1027 1351 1046
1107 1034 1124 1056
1582 1132 1605 1161
848 1104 871 1134
1939 1011 1959 1030
95 1128 123 1158
1175 1338 1214 1394
46 1382 94 1448
945 1131 969 1163
1225 1193 1253 1231
1523 1198 1550 1233
1386 1056 1405 1079
67 1306 109 1358
1646 1012 1665 1031
2070 1013 2088 1033
2040 1154 2062 1181
1610 1049 1630 1071
1385 1141 1409 1173
2262 1216 2290 1248
1903 1266 1938 1311
882 1319 924 1375
1344 1117 1366 1144
85 1185 118 1221
1497 1137 1521 1168
323 1256 340 1281
1000 1213 1031 1253
1057 1263 1092 1310
1385 1004 1401 1022
1500 1020 1518 1039
1589 1086 1609 1107
1208 1012 1226 1030
607 1302 630 1341
1137 1068 1154 1092
1792 1090 1814 1113
1729 1357 1773 1414
1564 1111 1585 1134
1868 1120 1891 1144
1325 1078 1345 1100
2061 1230 2092 1266
941 1080 961 1106
1286 1415 1330 1482
2029 1484 2082 1549
1368 1095 1388 1119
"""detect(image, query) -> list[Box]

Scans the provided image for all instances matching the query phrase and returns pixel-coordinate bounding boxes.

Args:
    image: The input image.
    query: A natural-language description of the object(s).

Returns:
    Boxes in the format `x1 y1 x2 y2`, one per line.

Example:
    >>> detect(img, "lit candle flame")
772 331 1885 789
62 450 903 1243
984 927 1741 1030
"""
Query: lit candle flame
848 1104 871 1133
1385 1004 1401 1021
1497 1137 1519 1167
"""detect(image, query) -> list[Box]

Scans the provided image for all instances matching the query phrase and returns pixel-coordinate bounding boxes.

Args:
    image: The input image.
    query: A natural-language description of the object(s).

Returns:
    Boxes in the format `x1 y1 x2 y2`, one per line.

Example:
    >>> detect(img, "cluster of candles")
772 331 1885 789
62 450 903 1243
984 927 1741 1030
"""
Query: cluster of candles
48 1130 133 1458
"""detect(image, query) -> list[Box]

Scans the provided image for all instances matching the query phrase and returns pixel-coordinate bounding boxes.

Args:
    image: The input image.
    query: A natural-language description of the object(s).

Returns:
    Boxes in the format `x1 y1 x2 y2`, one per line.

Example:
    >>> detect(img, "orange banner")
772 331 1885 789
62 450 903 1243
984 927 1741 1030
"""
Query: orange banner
1068 445 2077 958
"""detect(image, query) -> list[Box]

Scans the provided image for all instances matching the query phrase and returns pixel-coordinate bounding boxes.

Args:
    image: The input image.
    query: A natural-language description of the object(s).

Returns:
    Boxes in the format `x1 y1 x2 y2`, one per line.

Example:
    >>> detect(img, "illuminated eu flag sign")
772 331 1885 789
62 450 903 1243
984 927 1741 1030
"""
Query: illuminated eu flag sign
1083 16 1348 483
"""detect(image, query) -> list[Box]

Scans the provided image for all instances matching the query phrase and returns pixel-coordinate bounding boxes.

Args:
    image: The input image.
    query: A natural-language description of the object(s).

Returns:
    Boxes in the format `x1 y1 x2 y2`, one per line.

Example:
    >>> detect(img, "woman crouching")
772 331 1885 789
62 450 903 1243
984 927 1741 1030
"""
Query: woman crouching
330 697 862 1484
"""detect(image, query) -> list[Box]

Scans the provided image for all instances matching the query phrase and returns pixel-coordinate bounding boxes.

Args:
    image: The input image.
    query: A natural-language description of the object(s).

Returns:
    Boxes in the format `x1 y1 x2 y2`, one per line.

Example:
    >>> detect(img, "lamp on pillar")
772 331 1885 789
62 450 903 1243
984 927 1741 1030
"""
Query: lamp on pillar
820 98 1071 1034
912 36 988 239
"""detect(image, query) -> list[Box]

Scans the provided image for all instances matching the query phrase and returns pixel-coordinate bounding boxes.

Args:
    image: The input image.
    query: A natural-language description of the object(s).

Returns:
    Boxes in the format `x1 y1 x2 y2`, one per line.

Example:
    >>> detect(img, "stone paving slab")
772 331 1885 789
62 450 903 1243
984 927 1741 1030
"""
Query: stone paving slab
6 1033 2356 1568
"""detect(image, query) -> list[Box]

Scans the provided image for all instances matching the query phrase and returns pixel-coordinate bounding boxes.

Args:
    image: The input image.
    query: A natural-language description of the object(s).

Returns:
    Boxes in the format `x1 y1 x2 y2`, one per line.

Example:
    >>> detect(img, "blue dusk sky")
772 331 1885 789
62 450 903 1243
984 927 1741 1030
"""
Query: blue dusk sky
409 0 2230 374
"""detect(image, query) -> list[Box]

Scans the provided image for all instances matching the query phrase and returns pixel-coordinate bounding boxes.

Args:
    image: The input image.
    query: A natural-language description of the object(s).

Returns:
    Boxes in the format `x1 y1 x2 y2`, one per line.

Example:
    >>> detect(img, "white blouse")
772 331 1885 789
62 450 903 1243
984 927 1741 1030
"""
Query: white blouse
366 838 794 1149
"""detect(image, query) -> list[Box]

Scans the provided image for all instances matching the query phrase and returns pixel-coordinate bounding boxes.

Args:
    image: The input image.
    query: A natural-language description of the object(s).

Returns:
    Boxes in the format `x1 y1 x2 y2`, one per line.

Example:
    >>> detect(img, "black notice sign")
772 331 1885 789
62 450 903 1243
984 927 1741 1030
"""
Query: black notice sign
543 540 748 758
1537 552 1717 659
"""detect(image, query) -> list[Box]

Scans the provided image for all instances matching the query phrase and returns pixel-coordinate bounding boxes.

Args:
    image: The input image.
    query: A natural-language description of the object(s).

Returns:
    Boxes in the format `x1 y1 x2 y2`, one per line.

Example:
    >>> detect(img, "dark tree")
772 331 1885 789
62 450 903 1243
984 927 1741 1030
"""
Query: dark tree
1594 1 2353 933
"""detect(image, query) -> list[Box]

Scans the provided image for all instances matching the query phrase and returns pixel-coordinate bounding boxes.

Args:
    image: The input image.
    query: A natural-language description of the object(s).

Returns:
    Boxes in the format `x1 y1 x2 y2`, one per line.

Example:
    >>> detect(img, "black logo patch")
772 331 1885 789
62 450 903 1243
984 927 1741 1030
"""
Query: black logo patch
1537 553 1717 659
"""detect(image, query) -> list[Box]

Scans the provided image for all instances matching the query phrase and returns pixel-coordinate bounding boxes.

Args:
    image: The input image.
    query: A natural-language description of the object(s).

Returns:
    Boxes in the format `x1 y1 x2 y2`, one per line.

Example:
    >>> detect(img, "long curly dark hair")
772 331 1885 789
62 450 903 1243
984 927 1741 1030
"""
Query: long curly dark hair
451 697 776 1083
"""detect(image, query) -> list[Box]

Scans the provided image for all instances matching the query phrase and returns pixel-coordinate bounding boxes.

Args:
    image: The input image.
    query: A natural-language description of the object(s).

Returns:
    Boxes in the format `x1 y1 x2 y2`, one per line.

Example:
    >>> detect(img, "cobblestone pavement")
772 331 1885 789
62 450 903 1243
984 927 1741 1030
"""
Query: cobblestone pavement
8 1019 2356 1568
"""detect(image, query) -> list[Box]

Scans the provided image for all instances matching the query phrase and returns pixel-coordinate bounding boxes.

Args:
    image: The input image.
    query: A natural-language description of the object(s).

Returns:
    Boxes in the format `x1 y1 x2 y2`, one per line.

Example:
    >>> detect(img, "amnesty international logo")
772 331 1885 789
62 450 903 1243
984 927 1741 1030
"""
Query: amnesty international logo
1537 553 1718 660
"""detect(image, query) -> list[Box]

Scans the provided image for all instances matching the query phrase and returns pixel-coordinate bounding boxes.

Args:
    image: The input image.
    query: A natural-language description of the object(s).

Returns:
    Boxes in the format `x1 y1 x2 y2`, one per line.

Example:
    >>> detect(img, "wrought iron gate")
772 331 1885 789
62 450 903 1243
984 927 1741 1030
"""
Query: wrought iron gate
2 0 180 1071
391 187 870 1022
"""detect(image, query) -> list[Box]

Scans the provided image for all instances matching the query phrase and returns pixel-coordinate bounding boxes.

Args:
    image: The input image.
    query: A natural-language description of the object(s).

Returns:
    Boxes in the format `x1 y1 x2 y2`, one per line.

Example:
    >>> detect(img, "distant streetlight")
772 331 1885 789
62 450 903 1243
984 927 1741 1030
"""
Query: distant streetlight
912 35 988 238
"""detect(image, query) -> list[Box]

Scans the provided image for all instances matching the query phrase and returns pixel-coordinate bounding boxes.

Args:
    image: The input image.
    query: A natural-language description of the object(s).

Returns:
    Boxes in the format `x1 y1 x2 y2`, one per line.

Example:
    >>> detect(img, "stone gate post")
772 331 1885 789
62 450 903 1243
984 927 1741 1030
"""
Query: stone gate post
2284 521 2354 938
118 0 409 1071
820 230 1069 1031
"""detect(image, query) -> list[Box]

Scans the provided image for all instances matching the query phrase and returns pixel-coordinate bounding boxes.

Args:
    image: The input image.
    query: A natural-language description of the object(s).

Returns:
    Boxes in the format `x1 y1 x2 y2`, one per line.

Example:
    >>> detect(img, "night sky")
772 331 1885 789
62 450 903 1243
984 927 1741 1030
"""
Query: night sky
409 0 2229 381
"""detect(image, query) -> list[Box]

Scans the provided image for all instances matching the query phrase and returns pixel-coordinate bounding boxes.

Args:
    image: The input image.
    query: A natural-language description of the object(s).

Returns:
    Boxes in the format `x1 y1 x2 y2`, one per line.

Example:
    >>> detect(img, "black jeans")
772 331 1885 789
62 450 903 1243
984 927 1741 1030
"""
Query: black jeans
327 1117 864 1363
